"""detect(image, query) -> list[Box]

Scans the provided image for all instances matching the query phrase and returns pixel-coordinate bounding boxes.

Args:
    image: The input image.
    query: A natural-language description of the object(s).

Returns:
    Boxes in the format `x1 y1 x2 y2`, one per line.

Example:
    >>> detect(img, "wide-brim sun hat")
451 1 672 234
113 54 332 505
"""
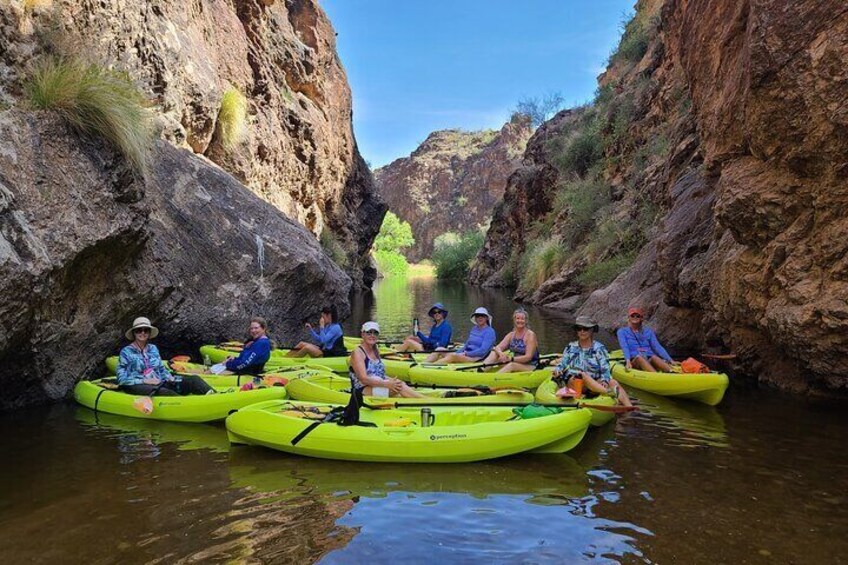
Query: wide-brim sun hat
470 307 492 325
428 303 448 318
125 316 159 340
574 315 599 332
361 321 380 333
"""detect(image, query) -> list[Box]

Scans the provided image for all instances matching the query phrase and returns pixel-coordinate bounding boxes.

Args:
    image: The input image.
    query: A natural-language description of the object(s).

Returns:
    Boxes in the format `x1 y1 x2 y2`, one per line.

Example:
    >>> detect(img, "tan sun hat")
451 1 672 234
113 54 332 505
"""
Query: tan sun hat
125 316 159 340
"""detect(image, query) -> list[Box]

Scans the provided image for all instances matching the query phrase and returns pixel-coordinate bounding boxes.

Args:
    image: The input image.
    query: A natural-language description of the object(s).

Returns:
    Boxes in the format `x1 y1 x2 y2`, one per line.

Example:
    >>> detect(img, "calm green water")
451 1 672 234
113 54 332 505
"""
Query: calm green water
1 277 847 563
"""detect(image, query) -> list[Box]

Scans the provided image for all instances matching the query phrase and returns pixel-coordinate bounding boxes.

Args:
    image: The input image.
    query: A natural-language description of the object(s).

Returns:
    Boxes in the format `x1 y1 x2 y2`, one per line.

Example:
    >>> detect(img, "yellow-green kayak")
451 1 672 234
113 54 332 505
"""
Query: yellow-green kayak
608 353 729 406
199 344 420 377
534 378 617 427
74 379 287 422
226 400 592 462
286 371 535 406
406 363 553 389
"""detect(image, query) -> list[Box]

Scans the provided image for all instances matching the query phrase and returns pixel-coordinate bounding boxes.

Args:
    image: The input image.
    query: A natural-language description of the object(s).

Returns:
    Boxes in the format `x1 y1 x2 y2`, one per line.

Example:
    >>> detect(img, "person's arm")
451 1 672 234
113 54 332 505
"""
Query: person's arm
616 328 634 361
309 327 321 342
597 344 612 381
648 329 673 362
319 324 343 350
149 345 173 381
117 348 144 386
227 338 271 371
513 332 538 364
463 327 496 358
439 322 452 348
555 346 573 374
492 332 512 355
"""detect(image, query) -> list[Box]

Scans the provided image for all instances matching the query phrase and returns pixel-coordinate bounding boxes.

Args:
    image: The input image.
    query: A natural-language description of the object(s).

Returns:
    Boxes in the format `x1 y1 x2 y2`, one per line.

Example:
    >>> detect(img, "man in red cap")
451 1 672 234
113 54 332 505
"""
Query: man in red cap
616 307 676 372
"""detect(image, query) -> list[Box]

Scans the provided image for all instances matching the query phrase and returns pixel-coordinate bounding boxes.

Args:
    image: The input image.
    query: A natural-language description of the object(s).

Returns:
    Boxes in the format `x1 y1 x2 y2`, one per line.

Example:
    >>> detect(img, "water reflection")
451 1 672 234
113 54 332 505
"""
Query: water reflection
625 389 729 448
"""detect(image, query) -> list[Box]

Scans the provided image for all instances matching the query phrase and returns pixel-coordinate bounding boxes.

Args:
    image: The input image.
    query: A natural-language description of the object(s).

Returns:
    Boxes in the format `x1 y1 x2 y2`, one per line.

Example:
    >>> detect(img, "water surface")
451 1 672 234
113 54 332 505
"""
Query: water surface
1 277 846 563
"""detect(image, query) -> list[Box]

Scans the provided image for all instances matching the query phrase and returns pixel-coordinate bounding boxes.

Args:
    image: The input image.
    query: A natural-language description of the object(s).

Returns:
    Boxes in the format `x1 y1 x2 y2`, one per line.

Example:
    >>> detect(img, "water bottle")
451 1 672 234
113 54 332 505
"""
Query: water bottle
203 354 211 368
413 318 419 335
420 407 434 427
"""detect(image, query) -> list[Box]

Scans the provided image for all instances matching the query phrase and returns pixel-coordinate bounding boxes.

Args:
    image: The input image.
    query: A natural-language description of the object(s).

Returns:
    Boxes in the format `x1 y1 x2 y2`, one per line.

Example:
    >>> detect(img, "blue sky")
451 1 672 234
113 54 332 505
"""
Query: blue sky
321 0 635 168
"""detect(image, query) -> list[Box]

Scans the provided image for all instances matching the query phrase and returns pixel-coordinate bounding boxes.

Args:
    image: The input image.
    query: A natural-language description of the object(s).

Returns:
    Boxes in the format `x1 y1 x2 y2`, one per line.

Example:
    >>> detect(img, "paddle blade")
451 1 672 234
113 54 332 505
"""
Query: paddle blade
132 396 154 415
580 403 638 413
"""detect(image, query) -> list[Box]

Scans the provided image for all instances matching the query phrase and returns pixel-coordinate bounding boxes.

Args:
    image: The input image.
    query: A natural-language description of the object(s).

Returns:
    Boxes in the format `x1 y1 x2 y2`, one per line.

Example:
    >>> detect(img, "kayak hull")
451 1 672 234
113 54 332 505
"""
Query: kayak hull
286 371 535 406
406 364 553 389
610 361 729 406
534 378 617 427
73 379 287 422
226 400 592 462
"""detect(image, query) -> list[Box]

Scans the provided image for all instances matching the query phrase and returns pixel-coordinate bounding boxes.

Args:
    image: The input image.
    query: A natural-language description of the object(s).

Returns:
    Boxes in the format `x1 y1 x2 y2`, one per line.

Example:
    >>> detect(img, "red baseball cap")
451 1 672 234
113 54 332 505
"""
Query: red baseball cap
628 307 644 317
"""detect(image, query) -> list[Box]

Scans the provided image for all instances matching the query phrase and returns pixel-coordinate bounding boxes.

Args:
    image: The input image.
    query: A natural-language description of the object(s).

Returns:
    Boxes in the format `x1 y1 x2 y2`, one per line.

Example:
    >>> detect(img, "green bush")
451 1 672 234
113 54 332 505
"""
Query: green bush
374 249 409 276
374 211 414 253
519 237 569 291
26 56 154 172
614 13 649 63
555 128 603 177
432 230 485 280
320 230 348 267
577 252 637 287
555 179 610 242
218 87 248 150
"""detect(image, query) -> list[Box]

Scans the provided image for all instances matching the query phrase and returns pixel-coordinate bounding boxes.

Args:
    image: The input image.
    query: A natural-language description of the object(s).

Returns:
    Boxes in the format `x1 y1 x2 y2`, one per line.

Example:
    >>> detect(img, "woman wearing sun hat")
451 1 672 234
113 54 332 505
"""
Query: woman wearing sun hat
616 306 676 372
394 302 453 353
553 315 632 407
349 321 423 398
425 307 496 364
116 316 213 396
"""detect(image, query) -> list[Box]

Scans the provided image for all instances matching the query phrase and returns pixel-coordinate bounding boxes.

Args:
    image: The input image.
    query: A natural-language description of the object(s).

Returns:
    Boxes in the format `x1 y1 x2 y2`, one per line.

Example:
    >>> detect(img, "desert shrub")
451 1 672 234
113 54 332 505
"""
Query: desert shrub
218 87 248 150
26 56 154 172
432 230 485 280
613 12 649 63
577 252 637 287
519 237 569 291
513 92 566 128
320 230 348 267
555 179 611 242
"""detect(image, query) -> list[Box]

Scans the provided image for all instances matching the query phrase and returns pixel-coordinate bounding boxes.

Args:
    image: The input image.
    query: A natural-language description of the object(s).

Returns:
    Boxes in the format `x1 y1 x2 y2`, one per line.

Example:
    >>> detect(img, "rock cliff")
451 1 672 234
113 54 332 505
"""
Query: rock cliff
472 0 848 395
0 109 351 410
375 115 532 261
2 0 384 286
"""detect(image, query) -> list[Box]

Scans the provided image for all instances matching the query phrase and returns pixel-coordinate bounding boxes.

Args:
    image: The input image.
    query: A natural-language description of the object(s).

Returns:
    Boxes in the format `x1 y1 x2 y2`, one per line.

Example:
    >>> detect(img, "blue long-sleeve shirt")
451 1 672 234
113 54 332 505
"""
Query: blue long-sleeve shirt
616 326 672 362
116 344 174 386
417 320 453 349
458 325 496 359
310 323 343 352
226 336 271 372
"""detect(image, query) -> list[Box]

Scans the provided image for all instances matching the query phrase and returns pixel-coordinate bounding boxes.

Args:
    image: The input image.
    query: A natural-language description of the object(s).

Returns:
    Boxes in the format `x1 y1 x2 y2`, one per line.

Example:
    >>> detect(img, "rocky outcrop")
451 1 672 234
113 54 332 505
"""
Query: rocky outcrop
474 0 848 395
1 0 384 286
0 109 350 410
375 115 532 261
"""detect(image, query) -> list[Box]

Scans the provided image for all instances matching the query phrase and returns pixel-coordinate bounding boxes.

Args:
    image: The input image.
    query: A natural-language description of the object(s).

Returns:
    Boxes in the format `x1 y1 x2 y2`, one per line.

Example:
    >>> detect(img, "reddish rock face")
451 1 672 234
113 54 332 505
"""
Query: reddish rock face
475 0 848 394
1 0 384 286
375 115 532 261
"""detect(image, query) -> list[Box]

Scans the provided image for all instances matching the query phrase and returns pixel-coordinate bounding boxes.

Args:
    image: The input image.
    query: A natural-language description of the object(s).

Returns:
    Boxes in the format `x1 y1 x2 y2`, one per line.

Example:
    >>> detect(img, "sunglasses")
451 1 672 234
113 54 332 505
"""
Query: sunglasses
629 314 643 319
133 328 151 334
364 330 380 336
573 326 592 332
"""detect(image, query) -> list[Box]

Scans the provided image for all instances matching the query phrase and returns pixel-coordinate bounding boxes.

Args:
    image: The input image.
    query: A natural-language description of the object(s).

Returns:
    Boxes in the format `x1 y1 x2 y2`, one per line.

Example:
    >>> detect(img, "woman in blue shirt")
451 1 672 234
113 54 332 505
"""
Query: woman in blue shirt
426 307 496 364
394 302 453 353
116 316 213 396
223 317 272 375
287 305 347 358
616 307 676 372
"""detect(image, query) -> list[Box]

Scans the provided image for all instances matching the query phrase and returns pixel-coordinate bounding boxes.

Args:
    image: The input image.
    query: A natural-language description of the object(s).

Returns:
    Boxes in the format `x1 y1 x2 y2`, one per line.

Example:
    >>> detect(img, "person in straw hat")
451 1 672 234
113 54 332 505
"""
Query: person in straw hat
116 316 213 396
425 306 496 364
553 315 632 407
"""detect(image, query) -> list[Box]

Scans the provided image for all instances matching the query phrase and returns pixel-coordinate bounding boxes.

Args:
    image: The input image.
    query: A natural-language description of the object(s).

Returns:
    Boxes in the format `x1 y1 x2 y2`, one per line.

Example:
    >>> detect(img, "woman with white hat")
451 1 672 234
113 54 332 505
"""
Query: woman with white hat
425 307 497 364
553 315 632 407
349 321 423 398
116 317 213 396
394 302 453 353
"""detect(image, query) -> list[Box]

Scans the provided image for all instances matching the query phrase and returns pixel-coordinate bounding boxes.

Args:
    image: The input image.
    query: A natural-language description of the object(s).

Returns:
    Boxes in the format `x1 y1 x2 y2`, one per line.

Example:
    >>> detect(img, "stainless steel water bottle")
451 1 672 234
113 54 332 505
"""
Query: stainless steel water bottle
413 318 419 335
420 407 432 427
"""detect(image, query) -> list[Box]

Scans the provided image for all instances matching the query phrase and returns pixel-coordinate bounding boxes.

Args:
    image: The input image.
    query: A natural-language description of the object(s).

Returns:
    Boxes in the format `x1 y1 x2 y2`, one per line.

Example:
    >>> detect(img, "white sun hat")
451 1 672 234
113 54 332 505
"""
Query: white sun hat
125 316 159 340
361 321 380 333
470 307 492 325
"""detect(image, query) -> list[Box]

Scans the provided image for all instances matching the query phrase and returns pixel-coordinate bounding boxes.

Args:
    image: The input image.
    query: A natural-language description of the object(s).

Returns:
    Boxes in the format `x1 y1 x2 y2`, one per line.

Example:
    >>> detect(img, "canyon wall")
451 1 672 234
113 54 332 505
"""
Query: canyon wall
472 0 848 394
375 115 531 261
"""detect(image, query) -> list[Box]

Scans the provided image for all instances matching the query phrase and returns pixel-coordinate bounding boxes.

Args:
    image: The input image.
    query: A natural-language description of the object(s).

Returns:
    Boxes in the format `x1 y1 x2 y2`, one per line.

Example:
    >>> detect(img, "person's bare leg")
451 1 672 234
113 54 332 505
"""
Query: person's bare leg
498 362 535 373
632 356 656 372
397 382 425 398
649 356 674 373
425 351 446 363
576 375 607 395
483 351 499 365
609 378 633 407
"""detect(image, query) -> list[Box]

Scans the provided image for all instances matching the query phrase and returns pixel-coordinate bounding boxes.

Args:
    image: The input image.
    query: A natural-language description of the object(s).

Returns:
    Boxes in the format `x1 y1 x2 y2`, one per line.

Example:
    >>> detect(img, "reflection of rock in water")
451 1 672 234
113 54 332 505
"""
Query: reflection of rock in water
184 493 356 563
